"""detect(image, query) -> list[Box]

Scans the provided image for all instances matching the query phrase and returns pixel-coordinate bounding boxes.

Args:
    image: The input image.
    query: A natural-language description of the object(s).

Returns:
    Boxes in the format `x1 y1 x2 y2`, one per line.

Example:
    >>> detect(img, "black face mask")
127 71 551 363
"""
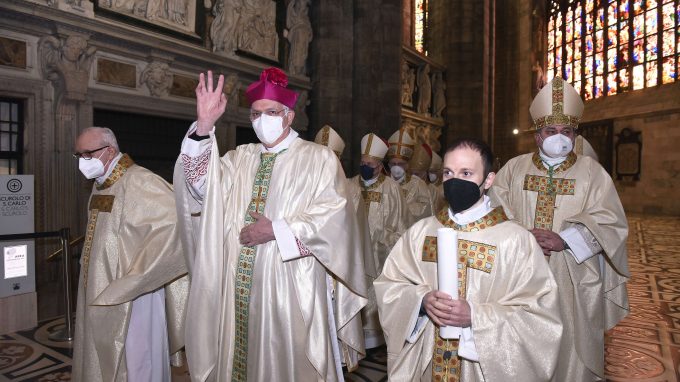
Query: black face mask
443 177 484 214
360 164 376 180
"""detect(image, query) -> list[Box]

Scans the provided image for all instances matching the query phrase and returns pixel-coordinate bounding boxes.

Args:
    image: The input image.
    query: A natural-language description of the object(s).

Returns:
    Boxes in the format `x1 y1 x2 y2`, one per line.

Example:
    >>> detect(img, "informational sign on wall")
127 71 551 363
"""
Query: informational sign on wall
0 175 35 298
4 244 28 279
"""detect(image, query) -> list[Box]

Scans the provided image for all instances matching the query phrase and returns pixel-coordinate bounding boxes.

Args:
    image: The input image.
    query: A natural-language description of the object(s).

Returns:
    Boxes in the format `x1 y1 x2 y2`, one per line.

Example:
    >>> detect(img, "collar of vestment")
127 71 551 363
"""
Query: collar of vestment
436 205 508 232
362 174 385 190
531 151 577 175
261 129 299 154
96 154 134 190
449 195 493 225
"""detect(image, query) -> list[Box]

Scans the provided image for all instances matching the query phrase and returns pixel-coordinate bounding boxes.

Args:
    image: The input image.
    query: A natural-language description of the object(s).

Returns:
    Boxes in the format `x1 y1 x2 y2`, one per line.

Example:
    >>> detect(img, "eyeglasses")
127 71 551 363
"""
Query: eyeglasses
73 145 109 160
249 108 288 121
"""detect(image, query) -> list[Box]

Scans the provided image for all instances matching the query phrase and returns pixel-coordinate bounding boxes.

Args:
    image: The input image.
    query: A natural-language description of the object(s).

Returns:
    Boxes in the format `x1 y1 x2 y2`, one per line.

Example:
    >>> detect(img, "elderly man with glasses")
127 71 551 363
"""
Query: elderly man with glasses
71 127 188 382
175 67 368 382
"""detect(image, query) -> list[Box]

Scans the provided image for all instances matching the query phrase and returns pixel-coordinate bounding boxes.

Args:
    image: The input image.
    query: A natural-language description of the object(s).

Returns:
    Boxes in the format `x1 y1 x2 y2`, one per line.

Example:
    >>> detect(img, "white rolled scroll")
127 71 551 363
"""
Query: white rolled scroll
437 227 462 339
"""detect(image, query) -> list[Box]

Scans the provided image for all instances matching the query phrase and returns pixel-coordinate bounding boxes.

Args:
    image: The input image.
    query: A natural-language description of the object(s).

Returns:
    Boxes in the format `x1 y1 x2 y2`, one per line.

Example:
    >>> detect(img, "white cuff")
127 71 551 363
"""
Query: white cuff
181 122 214 156
407 302 429 344
458 303 479 362
273 219 302 261
560 227 595 264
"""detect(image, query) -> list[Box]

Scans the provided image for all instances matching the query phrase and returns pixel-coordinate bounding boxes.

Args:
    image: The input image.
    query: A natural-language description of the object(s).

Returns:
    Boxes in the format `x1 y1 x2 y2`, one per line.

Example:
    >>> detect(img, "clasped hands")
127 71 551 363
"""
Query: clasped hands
530 228 566 256
239 212 275 247
422 290 471 327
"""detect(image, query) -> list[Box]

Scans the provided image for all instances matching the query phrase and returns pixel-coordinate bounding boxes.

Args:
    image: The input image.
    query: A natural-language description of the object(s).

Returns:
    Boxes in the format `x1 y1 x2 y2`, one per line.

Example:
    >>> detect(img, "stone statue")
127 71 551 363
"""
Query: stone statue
210 0 243 54
432 71 446 119
401 60 416 107
141 61 173 97
416 64 432 115
40 34 96 101
285 0 312 76
531 60 546 93
292 90 310 131
237 0 279 61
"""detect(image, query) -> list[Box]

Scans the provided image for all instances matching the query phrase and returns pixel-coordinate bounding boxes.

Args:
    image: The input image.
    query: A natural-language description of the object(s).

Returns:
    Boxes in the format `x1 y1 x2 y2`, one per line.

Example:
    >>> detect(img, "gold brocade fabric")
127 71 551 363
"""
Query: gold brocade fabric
72 158 187 382
427 208 504 381
490 152 630 380
96 154 134 190
349 174 407 338
175 138 368 382
232 152 280 382
374 209 562 381
352 175 407 272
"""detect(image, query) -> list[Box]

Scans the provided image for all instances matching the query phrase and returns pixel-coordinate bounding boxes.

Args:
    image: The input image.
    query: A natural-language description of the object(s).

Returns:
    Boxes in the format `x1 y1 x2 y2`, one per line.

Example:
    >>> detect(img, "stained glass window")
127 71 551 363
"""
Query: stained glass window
414 0 428 54
547 0 678 100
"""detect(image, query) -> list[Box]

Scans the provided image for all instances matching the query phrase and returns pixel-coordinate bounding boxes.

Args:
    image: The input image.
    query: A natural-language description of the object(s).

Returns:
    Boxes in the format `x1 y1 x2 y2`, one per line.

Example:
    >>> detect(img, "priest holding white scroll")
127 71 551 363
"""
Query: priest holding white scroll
374 138 563 381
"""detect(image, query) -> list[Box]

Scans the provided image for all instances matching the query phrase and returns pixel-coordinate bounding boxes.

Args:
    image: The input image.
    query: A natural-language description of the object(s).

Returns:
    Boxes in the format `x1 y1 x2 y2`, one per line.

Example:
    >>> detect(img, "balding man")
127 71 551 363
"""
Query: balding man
72 127 187 382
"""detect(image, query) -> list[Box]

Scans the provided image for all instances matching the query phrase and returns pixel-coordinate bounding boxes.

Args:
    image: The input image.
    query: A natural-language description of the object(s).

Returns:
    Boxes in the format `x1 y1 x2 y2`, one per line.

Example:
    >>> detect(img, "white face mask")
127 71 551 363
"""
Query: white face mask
540 134 573 158
79 151 107 179
390 165 405 180
252 113 287 145
428 172 438 183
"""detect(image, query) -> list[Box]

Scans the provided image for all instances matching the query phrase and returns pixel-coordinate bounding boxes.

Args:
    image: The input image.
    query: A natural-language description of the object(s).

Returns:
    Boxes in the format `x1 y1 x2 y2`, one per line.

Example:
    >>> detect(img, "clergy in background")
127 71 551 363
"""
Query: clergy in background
387 128 434 225
427 151 446 213
375 138 563 381
408 143 433 181
72 127 188 382
175 68 368 382
348 133 407 349
314 124 375 371
574 134 599 161
490 77 629 381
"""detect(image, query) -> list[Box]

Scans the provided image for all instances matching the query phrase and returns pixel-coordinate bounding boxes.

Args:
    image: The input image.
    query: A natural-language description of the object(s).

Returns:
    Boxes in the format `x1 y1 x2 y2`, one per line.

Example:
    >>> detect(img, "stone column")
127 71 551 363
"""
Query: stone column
428 0 495 147
39 31 96 242
308 0 355 173
351 0 402 173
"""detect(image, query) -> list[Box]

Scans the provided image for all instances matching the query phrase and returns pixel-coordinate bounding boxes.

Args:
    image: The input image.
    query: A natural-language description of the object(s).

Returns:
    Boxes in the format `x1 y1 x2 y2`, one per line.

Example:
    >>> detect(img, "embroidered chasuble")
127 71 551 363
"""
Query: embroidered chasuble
490 152 629 380
175 135 368 382
374 207 562 381
348 174 407 347
398 174 434 225
72 155 188 382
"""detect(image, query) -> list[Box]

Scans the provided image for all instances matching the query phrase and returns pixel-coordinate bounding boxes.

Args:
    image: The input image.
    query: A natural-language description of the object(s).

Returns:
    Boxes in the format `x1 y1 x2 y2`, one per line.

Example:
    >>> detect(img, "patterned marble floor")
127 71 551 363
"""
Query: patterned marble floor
1 214 679 381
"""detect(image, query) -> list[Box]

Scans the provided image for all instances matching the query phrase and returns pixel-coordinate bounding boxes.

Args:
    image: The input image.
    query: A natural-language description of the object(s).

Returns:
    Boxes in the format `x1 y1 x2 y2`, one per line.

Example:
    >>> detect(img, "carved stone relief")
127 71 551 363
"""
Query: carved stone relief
98 0 196 35
141 61 173 97
432 71 446 119
416 63 431 115
401 60 415 107
291 89 309 131
236 0 279 61
285 0 312 76
39 34 96 101
210 0 242 55
401 117 442 153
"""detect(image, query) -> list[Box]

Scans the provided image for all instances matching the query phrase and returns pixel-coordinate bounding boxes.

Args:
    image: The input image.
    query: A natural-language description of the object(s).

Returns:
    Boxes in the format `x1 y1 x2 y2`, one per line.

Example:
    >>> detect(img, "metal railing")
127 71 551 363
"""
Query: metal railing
0 228 75 342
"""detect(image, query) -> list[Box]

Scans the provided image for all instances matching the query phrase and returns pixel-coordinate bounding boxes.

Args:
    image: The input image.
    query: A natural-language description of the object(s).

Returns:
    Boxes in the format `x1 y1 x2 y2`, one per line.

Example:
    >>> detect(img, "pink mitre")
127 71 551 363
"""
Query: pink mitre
245 67 299 109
